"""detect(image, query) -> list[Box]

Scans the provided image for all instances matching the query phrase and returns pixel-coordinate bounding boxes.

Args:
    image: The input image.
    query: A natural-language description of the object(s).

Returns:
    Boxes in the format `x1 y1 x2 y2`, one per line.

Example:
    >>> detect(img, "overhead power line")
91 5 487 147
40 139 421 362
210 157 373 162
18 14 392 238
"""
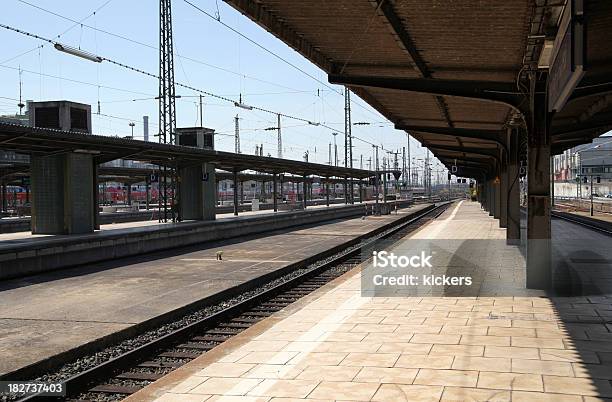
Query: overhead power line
181 0 343 97
14 0 306 93
12 0 387 123
1 22 393 159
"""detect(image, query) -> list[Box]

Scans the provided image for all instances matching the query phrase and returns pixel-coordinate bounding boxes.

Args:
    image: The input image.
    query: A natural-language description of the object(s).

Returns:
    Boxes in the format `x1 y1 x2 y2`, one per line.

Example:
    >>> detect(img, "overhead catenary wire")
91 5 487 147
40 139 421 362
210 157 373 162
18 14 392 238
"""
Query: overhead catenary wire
0 22 393 161
11 0 389 127
7 2 388 126
13 0 307 93
180 0 387 120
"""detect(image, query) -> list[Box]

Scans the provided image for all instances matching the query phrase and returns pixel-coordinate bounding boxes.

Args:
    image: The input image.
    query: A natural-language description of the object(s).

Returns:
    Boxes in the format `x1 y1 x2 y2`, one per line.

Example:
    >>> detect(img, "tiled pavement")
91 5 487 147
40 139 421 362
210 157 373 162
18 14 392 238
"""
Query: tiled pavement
129 201 612 402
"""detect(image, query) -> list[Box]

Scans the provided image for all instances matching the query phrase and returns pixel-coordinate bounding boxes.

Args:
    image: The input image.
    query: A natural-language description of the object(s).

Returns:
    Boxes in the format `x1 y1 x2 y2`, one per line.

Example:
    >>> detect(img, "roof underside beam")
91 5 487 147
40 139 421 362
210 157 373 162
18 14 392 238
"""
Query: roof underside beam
427 144 500 161
552 114 612 137
436 154 493 168
329 74 525 112
372 0 453 127
395 124 508 150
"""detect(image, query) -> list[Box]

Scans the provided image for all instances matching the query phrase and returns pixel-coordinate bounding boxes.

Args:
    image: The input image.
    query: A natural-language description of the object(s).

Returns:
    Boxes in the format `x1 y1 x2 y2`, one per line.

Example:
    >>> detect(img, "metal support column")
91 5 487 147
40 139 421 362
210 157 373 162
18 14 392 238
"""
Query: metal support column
494 176 501 220
383 172 388 203
302 176 307 209
93 163 100 230
488 181 494 216
326 180 330 206
507 128 520 244
273 173 278 212
343 180 348 204
233 171 239 216
500 153 508 228
526 90 551 290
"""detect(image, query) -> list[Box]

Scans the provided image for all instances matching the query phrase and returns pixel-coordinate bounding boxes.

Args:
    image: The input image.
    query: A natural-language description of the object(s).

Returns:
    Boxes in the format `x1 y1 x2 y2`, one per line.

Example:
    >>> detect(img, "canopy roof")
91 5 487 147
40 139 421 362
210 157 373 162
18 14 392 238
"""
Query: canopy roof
225 0 612 178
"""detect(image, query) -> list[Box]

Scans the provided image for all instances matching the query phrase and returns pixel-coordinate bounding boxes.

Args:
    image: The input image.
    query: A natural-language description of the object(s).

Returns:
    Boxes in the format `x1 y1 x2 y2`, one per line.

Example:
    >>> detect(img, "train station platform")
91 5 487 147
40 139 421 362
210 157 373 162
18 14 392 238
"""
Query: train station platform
0 200 410 280
130 201 612 402
0 202 431 378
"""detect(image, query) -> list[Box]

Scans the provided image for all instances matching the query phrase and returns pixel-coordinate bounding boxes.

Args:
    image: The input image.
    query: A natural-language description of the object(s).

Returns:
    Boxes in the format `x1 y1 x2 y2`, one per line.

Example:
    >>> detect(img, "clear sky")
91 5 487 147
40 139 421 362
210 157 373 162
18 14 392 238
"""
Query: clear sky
0 0 446 175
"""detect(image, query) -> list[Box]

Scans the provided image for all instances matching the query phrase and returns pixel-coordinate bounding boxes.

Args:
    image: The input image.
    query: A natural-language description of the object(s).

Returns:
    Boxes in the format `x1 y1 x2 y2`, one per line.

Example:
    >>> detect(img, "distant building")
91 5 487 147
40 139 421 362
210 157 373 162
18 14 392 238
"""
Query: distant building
0 113 28 126
553 135 612 182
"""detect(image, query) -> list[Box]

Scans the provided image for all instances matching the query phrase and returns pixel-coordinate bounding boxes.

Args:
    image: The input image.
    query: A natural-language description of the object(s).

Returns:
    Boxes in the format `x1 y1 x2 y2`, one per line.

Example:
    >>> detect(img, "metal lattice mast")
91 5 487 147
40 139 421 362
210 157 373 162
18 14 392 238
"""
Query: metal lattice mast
406 133 412 188
277 114 282 159
402 147 407 187
158 0 177 222
235 114 240 153
344 87 353 202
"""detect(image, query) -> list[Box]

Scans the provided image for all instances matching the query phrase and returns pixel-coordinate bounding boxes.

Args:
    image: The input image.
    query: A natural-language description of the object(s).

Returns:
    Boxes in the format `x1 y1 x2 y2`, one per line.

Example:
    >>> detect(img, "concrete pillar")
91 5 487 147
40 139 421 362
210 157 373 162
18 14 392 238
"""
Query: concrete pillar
273 174 278 212
507 128 521 244
31 152 95 234
279 175 283 203
233 171 239 216
326 180 330 206
178 163 216 221
526 92 551 290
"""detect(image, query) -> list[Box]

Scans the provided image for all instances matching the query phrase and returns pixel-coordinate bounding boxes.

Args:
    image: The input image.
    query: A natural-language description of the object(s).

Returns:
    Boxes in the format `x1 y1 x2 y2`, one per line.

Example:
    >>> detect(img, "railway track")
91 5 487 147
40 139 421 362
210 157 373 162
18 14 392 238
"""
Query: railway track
552 210 612 236
13 202 450 402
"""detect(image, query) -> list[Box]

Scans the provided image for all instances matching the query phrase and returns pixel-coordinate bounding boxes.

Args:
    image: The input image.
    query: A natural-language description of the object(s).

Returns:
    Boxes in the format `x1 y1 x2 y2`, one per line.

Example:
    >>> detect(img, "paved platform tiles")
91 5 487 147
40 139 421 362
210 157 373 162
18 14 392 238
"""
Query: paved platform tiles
0 203 427 376
130 201 612 402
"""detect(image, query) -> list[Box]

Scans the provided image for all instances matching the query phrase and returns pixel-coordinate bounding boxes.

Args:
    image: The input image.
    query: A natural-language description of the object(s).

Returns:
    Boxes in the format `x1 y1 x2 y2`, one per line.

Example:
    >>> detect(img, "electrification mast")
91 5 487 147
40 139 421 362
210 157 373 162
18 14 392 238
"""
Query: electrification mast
277 114 282 159
235 114 240 153
344 87 353 203
158 0 178 222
